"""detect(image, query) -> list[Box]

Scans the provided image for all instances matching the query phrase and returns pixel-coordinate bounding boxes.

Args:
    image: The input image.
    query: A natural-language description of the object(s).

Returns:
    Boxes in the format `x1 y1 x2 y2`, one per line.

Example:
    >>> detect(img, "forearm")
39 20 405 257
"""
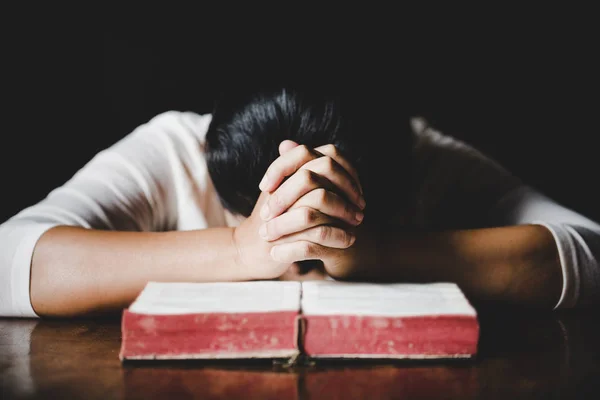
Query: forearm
370 224 562 308
30 226 247 317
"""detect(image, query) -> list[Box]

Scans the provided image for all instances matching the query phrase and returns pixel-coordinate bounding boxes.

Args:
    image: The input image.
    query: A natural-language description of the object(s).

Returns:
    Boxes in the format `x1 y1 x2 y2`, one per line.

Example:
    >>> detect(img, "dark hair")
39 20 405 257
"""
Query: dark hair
205 84 413 225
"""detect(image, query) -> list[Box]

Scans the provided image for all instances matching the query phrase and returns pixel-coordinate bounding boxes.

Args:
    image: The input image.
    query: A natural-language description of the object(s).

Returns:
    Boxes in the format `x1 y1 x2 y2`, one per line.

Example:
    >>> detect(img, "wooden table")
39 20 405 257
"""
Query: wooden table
1 308 598 399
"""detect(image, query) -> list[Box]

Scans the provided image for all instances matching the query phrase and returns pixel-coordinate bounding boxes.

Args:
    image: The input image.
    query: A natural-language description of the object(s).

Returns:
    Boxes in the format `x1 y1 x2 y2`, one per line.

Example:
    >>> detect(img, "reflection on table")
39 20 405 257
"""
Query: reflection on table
0 308 598 399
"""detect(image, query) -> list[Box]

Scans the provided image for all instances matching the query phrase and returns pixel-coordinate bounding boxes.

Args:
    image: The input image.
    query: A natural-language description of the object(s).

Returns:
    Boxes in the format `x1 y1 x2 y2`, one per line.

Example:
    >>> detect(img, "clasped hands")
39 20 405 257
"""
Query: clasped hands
233 140 377 281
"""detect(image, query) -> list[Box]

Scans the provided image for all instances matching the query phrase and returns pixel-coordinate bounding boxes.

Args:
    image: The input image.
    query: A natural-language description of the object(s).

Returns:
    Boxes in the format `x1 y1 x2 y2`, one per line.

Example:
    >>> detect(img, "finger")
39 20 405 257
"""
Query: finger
259 144 321 192
260 169 337 221
314 144 363 194
299 156 364 209
250 189 270 218
259 206 335 241
270 241 332 264
274 225 356 249
279 140 299 155
289 188 363 226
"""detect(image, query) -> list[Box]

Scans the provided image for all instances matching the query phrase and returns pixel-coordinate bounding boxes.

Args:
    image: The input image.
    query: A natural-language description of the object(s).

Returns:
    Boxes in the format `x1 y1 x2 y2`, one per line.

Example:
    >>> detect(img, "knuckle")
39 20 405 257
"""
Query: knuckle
342 230 355 248
298 145 311 159
270 192 284 207
301 207 316 225
322 156 335 172
315 226 331 242
300 242 313 258
323 144 337 156
315 188 328 204
302 169 316 185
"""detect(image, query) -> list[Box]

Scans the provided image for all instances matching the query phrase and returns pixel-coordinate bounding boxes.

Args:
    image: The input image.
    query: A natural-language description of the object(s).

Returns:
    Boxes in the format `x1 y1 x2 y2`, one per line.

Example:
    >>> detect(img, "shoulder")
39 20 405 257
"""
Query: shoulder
140 111 213 143
409 116 517 181
405 117 523 229
411 117 497 163
110 111 214 166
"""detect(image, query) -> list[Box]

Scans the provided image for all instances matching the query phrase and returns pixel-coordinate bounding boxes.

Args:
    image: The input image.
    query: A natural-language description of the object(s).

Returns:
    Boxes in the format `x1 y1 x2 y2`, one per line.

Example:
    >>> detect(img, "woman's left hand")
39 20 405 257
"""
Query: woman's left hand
259 140 378 280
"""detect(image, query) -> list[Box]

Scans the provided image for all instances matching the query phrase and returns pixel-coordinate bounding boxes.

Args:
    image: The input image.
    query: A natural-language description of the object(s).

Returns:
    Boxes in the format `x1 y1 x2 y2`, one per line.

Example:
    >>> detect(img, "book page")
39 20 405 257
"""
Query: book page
301 281 476 317
128 281 301 315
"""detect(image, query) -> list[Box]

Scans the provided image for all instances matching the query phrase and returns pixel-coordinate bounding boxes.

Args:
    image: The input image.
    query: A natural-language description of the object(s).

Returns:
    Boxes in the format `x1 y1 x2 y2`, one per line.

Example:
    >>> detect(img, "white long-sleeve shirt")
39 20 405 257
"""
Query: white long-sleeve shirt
1 111 598 317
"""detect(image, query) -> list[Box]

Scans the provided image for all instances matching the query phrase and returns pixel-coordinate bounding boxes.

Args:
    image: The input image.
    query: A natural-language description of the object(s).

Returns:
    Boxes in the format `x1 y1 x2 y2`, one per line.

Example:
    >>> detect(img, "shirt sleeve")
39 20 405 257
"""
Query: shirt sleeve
0 111 213 317
490 186 600 309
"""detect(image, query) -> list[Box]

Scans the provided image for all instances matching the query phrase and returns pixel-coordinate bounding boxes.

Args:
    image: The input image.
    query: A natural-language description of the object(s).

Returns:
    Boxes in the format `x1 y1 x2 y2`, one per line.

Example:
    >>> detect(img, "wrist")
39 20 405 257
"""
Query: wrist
231 225 271 281
376 230 492 293
380 230 512 298
230 226 251 279
183 227 252 282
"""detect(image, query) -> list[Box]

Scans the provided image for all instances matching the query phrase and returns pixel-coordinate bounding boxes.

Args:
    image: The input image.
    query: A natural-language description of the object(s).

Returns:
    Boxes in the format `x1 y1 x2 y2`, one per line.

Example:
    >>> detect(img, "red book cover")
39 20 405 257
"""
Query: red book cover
119 281 301 360
120 281 478 361
300 282 479 359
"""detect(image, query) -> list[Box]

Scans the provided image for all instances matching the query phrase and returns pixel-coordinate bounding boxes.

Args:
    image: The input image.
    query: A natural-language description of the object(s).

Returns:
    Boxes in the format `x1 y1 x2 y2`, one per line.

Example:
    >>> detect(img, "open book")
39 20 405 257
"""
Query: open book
119 281 479 361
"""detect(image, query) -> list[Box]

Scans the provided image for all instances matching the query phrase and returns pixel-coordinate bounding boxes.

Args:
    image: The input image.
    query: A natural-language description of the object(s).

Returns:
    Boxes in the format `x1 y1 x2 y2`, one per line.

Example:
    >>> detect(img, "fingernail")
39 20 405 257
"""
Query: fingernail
260 203 270 220
358 196 366 209
354 211 364 223
259 223 268 239
259 174 269 191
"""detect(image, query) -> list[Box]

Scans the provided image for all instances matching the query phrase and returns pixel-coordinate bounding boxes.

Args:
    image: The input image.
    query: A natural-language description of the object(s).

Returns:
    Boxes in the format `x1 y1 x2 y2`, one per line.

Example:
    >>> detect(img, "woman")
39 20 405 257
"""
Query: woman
1 85 598 317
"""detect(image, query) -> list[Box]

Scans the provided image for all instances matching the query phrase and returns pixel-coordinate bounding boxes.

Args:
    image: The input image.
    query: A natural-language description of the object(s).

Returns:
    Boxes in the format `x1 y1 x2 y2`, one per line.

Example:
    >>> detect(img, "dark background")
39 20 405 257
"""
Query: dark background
2 11 598 224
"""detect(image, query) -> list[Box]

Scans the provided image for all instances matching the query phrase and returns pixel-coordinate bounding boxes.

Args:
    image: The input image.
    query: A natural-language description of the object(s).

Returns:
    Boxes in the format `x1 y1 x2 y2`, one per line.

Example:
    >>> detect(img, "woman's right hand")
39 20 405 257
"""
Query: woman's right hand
232 141 365 280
